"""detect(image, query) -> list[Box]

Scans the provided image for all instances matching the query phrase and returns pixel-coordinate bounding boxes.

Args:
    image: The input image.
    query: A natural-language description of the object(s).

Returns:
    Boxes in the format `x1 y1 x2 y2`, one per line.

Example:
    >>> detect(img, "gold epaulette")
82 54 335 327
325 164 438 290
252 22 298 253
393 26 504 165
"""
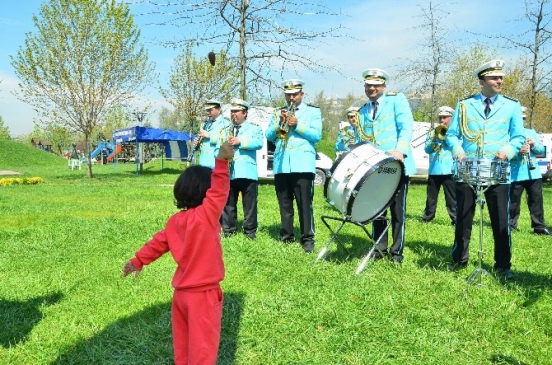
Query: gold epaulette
386 91 398 96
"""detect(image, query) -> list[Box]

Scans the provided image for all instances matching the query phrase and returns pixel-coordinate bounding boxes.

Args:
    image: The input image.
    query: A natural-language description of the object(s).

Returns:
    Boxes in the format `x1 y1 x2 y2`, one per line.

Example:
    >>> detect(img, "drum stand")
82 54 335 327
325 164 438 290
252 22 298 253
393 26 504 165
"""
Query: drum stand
315 214 391 275
465 183 500 287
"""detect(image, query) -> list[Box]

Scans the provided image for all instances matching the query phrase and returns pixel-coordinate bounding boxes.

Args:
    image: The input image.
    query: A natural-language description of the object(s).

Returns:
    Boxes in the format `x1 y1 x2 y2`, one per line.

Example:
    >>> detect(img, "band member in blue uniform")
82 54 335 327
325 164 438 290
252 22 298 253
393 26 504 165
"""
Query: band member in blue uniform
509 106 552 235
446 60 525 280
335 107 359 156
422 106 457 225
221 98 265 239
357 68 416 264
195 99 232 168
266 79 322 253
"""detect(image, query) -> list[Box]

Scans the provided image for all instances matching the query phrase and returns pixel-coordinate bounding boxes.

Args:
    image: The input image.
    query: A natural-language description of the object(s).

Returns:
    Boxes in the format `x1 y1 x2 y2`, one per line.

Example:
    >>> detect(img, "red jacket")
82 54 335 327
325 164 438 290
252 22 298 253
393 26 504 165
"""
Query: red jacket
131 158 229 291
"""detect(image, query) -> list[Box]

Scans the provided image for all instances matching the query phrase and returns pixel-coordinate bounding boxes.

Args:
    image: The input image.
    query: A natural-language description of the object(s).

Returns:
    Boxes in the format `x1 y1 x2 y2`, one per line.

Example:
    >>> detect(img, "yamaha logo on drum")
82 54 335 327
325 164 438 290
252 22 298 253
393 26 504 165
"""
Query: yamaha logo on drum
377 166 397 174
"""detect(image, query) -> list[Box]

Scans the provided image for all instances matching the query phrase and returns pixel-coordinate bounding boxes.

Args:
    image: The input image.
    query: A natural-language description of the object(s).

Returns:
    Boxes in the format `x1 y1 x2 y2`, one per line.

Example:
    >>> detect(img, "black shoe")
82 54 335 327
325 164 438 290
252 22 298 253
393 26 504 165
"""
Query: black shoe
390 255 403 265
421 219 432 224
303 242 314 253
369 251 386 260
534 228 552 236
245 233 256 240
496 268 514 281
223 231 236 238
281 238 295 244
510 225 519 232
451 220 456 226
447 262 467 271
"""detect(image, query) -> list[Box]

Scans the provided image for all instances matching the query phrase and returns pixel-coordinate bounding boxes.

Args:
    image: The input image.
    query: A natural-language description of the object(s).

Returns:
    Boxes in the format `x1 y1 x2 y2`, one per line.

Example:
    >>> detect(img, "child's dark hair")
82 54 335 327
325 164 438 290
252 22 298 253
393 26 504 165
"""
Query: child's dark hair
174 166 213 209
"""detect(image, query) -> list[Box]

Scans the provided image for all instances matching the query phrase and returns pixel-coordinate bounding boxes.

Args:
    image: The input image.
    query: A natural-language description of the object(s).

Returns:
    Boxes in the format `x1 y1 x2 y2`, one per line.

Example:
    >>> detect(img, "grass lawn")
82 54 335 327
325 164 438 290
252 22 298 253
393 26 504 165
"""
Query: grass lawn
1 140 551 365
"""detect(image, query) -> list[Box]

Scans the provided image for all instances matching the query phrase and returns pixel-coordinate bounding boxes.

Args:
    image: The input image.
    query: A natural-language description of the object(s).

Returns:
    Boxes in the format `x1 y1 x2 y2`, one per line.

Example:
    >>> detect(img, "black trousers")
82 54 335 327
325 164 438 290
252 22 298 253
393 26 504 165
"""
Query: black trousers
452 182 511 270
510 178 546 230
372 176 409 260
274 173 315 246
222 178 258 236
422 174 457 223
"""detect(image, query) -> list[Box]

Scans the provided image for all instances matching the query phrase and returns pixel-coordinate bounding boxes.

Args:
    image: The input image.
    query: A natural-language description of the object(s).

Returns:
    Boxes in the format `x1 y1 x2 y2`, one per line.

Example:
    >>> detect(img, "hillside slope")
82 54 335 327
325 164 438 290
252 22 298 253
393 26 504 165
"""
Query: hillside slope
0 140 66 170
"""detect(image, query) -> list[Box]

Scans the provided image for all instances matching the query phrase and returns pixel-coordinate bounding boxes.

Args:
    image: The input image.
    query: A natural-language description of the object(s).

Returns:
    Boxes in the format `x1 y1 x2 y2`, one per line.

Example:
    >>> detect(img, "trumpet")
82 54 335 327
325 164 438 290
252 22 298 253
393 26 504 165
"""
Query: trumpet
429 124 447 141
275 101 296 140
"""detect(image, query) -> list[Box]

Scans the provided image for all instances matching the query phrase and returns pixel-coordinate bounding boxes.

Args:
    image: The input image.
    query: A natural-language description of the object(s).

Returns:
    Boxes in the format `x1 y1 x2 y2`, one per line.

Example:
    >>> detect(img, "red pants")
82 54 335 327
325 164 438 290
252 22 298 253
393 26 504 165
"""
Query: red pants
172 286 223 365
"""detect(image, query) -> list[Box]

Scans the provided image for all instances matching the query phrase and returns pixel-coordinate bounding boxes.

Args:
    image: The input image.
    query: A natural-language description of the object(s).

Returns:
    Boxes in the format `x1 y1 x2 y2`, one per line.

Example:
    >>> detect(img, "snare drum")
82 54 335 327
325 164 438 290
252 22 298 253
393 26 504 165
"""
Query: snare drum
324 143 405 224
453 158 510 185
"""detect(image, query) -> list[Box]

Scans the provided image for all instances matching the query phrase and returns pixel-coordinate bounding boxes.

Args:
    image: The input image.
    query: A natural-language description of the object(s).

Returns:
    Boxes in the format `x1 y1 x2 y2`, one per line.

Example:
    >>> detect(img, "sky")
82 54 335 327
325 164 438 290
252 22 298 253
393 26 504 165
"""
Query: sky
0 0 541 137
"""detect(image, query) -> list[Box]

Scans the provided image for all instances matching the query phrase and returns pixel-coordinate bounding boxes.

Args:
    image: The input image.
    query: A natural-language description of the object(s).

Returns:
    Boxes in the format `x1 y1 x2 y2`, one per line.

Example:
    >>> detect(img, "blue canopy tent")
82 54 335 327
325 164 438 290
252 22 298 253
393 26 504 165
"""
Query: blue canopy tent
112 126 192 175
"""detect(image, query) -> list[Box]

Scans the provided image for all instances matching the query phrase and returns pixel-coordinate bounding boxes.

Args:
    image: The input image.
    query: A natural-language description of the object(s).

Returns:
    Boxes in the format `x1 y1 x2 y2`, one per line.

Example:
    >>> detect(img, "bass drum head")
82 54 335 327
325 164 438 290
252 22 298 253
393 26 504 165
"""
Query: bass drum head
323 142 371 201
348 158 404 223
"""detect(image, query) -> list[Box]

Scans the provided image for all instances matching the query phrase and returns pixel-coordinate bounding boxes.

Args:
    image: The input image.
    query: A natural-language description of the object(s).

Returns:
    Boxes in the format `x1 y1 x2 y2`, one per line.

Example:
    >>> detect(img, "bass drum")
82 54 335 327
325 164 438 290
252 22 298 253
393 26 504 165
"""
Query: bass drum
324 142 405 224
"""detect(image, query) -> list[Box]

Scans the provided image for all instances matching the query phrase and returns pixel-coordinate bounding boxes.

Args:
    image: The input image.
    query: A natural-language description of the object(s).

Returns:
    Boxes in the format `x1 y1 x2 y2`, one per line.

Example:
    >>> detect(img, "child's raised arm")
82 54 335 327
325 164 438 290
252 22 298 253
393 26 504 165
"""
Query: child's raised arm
217 141 234 160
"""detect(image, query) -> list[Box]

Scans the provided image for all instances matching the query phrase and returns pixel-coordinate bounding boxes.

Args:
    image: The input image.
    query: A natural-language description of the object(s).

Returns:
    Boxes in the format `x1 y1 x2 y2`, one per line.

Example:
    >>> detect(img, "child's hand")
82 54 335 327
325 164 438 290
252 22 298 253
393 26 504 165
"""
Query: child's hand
217 141 235 160
123 260 141 277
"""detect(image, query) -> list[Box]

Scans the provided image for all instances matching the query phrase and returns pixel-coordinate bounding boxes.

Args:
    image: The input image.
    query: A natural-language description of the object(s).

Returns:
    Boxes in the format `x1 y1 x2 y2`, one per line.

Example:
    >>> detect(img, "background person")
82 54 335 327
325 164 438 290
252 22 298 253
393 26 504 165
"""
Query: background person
357 68 416 264
421 106 457 225
509 106 552 235
446 59 525 280
335 106 359 156
221 98 264 239
195 99 231 168
123 142 234 365
266 79 322 253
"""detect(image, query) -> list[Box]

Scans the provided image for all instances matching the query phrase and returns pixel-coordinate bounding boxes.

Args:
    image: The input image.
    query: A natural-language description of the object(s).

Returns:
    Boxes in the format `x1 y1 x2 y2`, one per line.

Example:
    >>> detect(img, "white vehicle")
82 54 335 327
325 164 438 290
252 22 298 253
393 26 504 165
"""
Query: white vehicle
411 122 432 178
536 133 552 180
222 105 333 186
411 125 552 181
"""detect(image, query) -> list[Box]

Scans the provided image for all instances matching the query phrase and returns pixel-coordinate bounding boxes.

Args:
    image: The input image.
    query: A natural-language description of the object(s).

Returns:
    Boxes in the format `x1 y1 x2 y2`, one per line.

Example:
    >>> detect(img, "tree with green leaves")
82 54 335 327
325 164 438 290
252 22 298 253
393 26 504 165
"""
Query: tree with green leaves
493 0 552 128
436 44 496 108
11 0 154 177
157 106 182 131
0 116 10 140
43 125 74 155
99 105 133 142
160 43 239 143
147 0 344 100
400 1 452 126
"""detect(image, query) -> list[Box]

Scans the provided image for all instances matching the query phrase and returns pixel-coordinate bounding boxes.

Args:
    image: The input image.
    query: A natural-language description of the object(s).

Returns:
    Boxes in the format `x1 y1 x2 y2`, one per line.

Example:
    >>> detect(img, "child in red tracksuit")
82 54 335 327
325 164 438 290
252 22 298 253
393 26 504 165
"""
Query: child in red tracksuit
123 142 234 365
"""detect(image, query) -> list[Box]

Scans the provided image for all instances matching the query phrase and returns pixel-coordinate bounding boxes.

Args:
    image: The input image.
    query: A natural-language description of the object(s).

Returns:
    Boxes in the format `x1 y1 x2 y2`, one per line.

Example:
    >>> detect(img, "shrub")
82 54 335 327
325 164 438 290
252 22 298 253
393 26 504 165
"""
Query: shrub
0 177 44 186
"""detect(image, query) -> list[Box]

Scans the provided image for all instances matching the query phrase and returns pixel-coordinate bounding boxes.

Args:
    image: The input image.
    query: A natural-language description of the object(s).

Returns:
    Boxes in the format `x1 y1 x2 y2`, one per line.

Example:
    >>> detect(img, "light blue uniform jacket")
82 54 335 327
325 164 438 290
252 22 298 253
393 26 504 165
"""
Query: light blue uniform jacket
424 134 454 175
266 103 322 174
358 92 416 176
198 115 232 168
220 121 264 180
446 93 525 183
335 127 355 153
510 128 544 182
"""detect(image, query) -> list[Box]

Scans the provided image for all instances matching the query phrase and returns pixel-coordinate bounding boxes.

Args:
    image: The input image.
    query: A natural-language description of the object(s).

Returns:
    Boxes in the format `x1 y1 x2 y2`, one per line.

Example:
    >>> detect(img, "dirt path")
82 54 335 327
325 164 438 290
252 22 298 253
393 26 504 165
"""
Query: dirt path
0 171 21 176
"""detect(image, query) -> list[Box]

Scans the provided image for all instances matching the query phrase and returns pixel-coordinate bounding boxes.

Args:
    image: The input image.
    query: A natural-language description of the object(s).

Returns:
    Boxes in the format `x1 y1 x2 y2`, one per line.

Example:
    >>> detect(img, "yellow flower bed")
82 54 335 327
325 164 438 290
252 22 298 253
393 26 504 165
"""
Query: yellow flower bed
0 177 44 186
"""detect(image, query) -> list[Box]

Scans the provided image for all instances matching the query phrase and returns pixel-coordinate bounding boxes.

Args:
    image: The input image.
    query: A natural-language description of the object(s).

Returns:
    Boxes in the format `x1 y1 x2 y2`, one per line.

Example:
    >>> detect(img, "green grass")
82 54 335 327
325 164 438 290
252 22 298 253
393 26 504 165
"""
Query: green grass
1 139 551 365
